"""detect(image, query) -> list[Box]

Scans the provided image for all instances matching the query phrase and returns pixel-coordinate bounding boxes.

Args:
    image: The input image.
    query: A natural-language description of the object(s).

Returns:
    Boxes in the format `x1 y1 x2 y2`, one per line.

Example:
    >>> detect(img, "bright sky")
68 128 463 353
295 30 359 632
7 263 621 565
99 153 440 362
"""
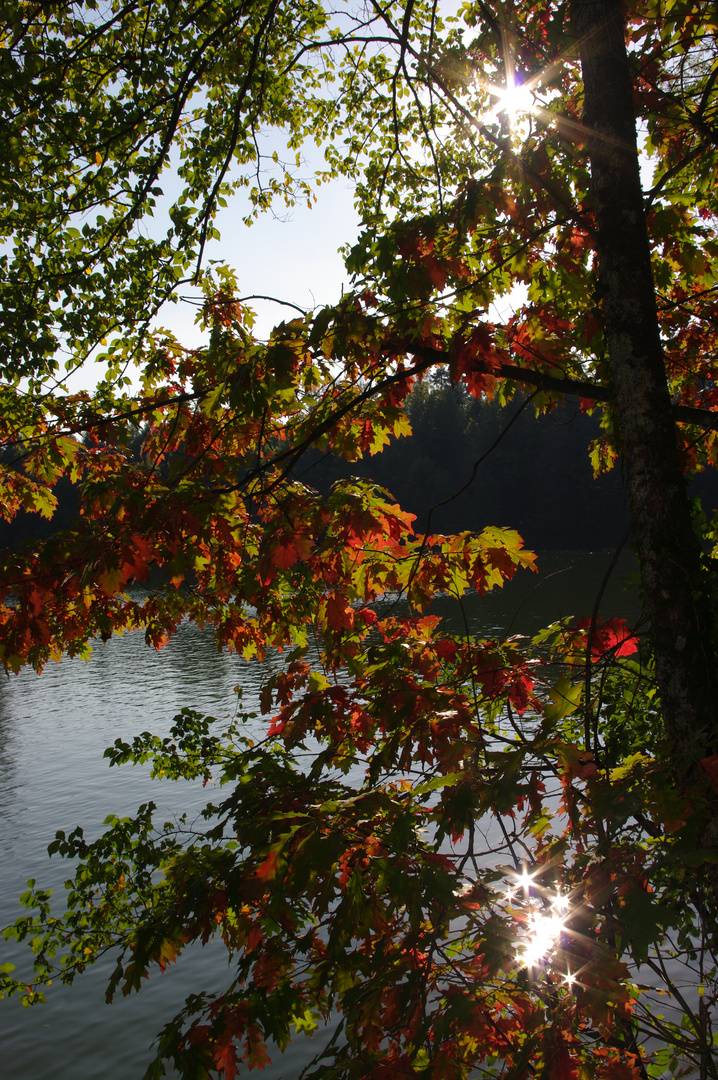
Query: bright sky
57 34 656 396
161 174 361 347
59 149 360 393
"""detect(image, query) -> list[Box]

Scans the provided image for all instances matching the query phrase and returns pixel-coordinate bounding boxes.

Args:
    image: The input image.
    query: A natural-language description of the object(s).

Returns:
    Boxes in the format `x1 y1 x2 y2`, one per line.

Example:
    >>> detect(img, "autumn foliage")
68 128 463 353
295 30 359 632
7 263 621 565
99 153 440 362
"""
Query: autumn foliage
2 1 718 1078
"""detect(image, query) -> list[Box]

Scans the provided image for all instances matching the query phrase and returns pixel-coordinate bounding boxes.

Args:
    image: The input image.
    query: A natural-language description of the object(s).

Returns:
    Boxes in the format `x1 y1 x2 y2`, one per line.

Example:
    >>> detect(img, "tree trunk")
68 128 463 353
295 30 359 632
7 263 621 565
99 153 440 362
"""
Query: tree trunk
572 1 718 788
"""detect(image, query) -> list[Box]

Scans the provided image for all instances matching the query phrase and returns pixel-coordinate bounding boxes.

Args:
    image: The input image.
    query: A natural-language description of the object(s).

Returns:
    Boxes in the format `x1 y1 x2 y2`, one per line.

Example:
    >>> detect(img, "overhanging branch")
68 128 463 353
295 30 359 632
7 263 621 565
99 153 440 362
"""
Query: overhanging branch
409 342 718 431
21 343 718 452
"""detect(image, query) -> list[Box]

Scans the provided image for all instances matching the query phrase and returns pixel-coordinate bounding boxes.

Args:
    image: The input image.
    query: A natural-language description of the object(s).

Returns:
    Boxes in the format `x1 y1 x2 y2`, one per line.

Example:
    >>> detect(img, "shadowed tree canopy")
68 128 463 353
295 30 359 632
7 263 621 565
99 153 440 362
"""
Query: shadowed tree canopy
2 1 718 1078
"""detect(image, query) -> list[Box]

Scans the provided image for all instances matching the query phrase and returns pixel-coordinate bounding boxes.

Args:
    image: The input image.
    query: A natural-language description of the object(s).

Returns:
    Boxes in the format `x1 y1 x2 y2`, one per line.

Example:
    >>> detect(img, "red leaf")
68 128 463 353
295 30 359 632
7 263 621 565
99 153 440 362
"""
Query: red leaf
548 1039 579 1080
594 1054 644 1079
435 639 458 662
431 1046 461 1080
271 533 311 570
700 753 718 790
575 617 638 659
27 588 45 616
256 848 281 882
215 1038 240 1080
593 617 638 658
325 594 355 631
508 672 535 715
267 715 286 737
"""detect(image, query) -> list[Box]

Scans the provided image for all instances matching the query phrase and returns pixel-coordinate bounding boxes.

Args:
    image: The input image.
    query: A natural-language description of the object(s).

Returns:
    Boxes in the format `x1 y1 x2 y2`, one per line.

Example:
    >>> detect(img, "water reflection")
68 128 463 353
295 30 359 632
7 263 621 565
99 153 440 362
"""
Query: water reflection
0 696 20 840
430 548 641 639
0 550 640 1080
0 619 298 1080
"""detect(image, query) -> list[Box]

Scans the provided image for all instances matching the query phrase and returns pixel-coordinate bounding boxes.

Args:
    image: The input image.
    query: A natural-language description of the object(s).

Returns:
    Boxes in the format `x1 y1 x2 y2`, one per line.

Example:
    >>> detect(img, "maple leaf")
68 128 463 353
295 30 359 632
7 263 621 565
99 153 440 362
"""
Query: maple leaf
254 951 283 991
256 847 282 882
508 672 535 715
325 594 355 631
121 534 153 581
267 715 285 737
154 934 182 973
187 1024 211 1048
5 6 718 1076
452 324 503 397
555 742 599 781
244 1032 271 1071
354 991 385 1052
98 563 128 596
547 1037 579 1080
431 1046 461 1080
593 1049 644 1079
26 588 45 616
214 1037 240 1080
434 639 458 662
575 618 638 659
270 533 312 569
700 753 718 791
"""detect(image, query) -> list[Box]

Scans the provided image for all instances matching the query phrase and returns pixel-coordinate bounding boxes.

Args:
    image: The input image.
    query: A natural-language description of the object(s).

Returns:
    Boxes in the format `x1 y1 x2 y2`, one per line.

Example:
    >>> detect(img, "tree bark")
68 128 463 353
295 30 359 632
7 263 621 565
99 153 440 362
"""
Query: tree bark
572 0 718 784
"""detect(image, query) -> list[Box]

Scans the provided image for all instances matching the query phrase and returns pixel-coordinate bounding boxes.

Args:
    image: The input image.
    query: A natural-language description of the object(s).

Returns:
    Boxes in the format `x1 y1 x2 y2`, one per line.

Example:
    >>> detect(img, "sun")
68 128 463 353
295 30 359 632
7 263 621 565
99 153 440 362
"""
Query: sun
483 76 536 132
495 78 535 123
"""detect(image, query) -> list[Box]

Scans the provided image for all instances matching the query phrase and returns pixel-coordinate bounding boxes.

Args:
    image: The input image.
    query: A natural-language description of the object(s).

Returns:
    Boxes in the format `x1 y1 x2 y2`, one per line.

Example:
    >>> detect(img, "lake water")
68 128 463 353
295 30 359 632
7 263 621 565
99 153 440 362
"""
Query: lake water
0 551 642 1079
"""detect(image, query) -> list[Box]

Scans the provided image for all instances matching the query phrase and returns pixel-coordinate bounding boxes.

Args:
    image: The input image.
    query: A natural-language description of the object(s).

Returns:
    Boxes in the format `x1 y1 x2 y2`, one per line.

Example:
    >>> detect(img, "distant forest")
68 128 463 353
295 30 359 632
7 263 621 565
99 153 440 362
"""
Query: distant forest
305 380 632 551
4 380 718 553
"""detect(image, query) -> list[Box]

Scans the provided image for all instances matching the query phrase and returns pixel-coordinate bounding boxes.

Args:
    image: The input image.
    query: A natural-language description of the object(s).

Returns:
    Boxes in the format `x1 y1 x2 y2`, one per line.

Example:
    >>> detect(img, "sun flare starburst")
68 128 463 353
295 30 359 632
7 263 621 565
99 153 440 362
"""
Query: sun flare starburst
485 76 536 129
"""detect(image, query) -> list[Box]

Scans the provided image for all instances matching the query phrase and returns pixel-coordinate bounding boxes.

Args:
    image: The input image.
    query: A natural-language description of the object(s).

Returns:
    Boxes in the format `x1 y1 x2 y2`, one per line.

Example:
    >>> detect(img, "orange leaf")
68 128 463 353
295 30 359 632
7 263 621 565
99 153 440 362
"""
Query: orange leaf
244 1028 271 1070
271 535 310 570
325 594 355 631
